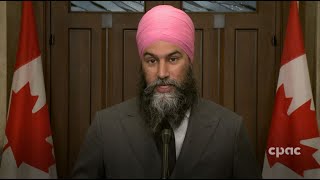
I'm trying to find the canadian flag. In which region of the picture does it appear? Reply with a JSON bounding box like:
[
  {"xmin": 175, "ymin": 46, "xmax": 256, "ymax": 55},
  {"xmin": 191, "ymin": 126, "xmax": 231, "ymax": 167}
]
[
  {"xmin": 0, "ymin": 1, "xmax": 57, "ymax": 178},
  {"xmin": 262, "ymin": 1, "xmax": 320, "ymax": 178}
]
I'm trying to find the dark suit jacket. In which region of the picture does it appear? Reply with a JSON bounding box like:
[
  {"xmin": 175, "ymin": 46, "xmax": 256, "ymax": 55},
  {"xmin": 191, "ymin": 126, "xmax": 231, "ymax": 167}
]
[{"xmin": 71, "ymin": 98, "xmax": 262, "ymax": 178}]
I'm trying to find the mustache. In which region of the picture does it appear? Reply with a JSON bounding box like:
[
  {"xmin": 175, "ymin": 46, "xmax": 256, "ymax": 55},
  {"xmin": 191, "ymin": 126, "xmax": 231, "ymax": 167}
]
[
  {"xmin": 143, "ymin": 78, "xmax": 182, "ymax": 95},
  {"xmin": 138, "ymin": 65, "xmax": 199, "ymax": 132}
]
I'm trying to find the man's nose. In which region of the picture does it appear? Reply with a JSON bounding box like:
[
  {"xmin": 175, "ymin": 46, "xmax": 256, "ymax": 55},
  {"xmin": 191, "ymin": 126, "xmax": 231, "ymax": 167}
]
[{"xmin": 157, "ymin": 59, "xmax": 169, "ymax": 79}]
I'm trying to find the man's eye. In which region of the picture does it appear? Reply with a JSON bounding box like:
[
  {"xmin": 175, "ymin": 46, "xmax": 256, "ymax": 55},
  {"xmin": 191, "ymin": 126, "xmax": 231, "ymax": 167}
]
[
  {"xmin": 169, "ymin": 57, "xmax": 178, "ymax": 62},
  {"xmin": 147, "ymin": 59, "xmax": 157, "ymax": 64}
]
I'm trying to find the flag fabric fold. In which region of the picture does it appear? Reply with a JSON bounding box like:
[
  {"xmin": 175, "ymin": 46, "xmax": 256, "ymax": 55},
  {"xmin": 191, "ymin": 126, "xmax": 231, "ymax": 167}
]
[
  {"xmin": 262, "ymin": 1, "xmax": 320, "ymax": 178},
  {"xmin": 0, "ymin": 1, "xmax": 57, "ymax": 178}
]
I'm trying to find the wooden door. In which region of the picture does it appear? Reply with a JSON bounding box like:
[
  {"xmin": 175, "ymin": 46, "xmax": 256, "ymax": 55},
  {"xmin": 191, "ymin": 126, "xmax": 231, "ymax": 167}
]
[
  {"xmin": 49, "ymin": 1, "xmax": 280, "ymax": 177},
  {"xmin": 222, "ymin": 2, "xmax": 281, "ymax": 168}
]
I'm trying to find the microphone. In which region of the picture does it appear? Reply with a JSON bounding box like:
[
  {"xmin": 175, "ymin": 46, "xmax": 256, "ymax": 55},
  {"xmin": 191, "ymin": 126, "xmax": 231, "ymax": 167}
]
[{"xmin": 161, "ymin": 128, "xmax": 172, "ymax": 179}]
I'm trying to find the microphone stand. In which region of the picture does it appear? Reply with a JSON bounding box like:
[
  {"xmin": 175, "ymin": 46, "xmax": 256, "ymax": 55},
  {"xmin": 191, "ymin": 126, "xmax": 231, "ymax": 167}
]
[{"xmin": 161, "ymin": 129, "xmax": 172, "ymax": 179}]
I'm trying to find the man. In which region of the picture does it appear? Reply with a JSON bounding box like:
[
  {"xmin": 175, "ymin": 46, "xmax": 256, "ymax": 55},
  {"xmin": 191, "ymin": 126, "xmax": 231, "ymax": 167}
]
[{"xmin": 72, "ymin": 5, "xmax": 261, "ymax": 179}]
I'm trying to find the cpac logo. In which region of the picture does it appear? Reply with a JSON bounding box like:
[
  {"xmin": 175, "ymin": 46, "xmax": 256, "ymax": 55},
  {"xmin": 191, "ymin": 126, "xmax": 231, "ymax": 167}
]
[{"xmin": 268, "ymin": 147, "xmax": 301, "ymax": 158}]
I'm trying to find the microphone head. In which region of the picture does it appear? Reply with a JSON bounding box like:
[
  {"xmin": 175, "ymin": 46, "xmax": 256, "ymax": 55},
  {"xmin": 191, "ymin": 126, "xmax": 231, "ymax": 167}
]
[{"xmin": 161, "ymin": 129, "xmax": 172, "ymax": 144}]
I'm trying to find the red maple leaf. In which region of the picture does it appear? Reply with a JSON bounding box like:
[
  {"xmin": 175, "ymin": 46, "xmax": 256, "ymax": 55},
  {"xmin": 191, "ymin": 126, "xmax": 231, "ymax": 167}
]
[
  {"xmin": 4, "ymin": 82, "xmax": 55, "ymax": 173},
  {"xmin": 266, "ymin": 84, "xmax": 320, "ymax": 176}
]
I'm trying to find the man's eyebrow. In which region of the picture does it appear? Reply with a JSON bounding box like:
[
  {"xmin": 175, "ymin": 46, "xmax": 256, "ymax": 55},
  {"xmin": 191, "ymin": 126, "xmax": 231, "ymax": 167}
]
[
  {"xmin": 167, "ymin": 51, "xmax": 182, "ymax": 57},
  {"xmin": 143, "ymin": 51, "xmax": 182, "ymax": 58},
  {"xmin": 143, "ymin": 52, "xmax": 155, "ymax": 57}
]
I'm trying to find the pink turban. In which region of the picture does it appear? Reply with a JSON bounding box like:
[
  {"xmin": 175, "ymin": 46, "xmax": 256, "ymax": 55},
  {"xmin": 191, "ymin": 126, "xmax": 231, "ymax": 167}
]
[{"xmin": 136, "ymin": 5, "xmax": 195, "ymax": 63}]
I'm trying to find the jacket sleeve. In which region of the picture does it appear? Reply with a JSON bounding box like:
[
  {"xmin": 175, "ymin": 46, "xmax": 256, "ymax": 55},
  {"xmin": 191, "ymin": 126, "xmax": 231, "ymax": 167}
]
[
  {"xmin": 233, "ymin": 118, "xmax": 262, "ymax": 179},
  {"xmin": 71, "ymin": 112, "xmax": 106, "ymax": 178}
]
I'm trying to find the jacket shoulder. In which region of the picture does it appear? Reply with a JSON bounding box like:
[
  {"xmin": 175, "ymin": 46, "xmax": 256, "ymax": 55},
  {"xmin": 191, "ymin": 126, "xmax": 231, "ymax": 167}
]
[
  {"xmin": 93, "ymin": 97, "xmax": 138, "ymax": 126},
  {"xmin": 198, "ymin": 98, "xmax": 242, "ymax": 121},
  {"xmin": 97, "ymin": 97, "xmax": 138, "ymax": 116}
]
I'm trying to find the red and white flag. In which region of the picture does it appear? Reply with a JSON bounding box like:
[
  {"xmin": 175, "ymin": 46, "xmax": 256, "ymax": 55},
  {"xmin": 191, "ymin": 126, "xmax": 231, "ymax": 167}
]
[
  {"xmin": 262, "ymin": 1, "xmax": 320, "ymax": 178},
  {"xmin": 0, "ymin": 1, "xmax": 57, "ymax": 178}
]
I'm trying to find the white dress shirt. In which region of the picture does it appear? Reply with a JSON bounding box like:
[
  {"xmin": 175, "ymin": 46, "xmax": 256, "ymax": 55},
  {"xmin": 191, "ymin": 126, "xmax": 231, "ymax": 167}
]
[{"xmin": 173, "ymin": 109, "xmax": 190, "ymax": 159}]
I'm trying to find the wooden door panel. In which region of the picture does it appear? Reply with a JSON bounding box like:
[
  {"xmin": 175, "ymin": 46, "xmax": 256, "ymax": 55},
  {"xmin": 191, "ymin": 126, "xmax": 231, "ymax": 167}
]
[
  {"xmin": 202, "ymin": 28, "xmax": 220, "ymax": 103},
  {"xmin": 51, "ymin": 2, "xmax": 70, "ymax": 177},
  {"xmin": 234, "ymin": 29, "xmax": 258, "ymax": 152},
  {"xmin": 222, "ymin": 2, "xmax": 278, "ymax": 167},
  {"xmin": 68, "ymin": 29, "xmax": 92, "ymax": 172},
  {"xmin": 188, "ymin": 13, "xmax": 221, "ymax": 104},
  {"xmin": 108, "ymin": 14, "xmax": 142, "ymax": 106},
  {"xmin": 51, "ymin": 2, "xmax": 103, "ymax": 177},
  {"xmin": 124, "ymin": 30, "xmax": 141, "ymax": 101},
  {"xmin": 193, "ymin": 30, "xmax": 203, "ymax": 96},
  {"xmin": 107, "ymin": 23, "xmax": 123, "ymax": 106}
]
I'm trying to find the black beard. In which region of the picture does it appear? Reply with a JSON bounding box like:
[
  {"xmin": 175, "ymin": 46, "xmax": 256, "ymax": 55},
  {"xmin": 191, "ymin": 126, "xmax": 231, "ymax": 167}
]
[{"xmin": 138, "ymin": 65, "xmax": 198, "ymax": 134}]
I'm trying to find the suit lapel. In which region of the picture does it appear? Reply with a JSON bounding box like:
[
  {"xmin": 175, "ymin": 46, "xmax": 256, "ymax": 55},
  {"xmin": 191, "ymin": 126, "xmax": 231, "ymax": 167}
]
[
  {"xmin": 119, "ymin": 98, "xmax": 221, "ymax": 178},
  {"xmin": 120, "ymin": 99, "xmax": 161, "ymax": 178},
  {"xmin": 172, "ymin": 99, "xmax": 221, "ymax": 178}
]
